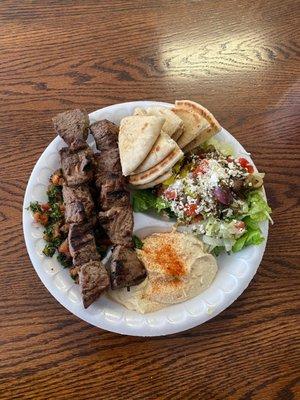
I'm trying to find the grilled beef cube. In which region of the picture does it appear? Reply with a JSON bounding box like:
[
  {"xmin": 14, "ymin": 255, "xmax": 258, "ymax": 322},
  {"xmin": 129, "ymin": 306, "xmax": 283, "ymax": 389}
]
[
  {"xmin": 68, "ymin": 223, "xmax": 99, "ymax": 266},
  {"xmin": 100, "ymin": 178, "xmax": 130, "ymax": 211},
  {"xmin": 94, "ymin": 154, "xmax": 108, "ymax": 189},
  {"xmin": 90, "ymin": 119, "xmax": 119, "ymax": 152},
  {"xmin": 109, "ymin": 246, "xmax": 147, "ymax": 289},
  {"xmin": 53, "ymin": 109, "xmax": 89, "ymax": 150},
  {"xmin": 94, "ymin": 151, "xmax": 122, "ymax": 188},
  {"xmin": 79, "ymin": 260, "xmax": 110, "ymax": 308},
  {"xmin": 60, "ymin": 146, "xmax": 94, "ymax": 186},
  {"xmin": 98, "ymin": 206, "xmax": 133, "ymax": 247},
  {"xmin": 63, "ymin": 185, "xmax": 94, "ymax": 223}
]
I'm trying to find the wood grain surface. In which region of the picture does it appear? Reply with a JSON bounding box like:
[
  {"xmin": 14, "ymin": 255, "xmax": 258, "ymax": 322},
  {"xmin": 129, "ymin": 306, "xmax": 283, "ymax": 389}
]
[{"xmin": 0, "ymin": 0, "xmax": 299, "ymax": 399}]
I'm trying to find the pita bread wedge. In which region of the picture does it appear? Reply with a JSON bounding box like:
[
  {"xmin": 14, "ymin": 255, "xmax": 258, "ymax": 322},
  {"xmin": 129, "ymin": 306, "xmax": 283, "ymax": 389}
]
[
  {"xmin": 119, "ymin": 115, "xmax": 165, "ymax": 176},
  {"xmin": 132, "ymin": 133, "xmax": 179, "ymax": 174},
  {"xmin": 172, "ymin": 124, "xmax": 184, "ymax": 142},
  {"xmin": 129, "ymin": 147, "xmax": 183, "ymax": 186},
  {"xmin": 172, "ymin": 100, "xmax": 221, "ymax": 149},
  {"xmin": 132, "ymin": 170, "xmax": 172, "ymax": 189},
  {"xmin": 134, "ymin": 107, "xmax": 184, "ymax": 139},
  {"xmin": 183, "ymin": 124, "xmax": 221, "ymax": 152}
]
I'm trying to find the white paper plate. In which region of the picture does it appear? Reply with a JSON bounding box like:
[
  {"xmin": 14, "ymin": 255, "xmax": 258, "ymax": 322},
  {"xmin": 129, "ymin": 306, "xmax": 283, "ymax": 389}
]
[{"xmin": 23, "ymin": 101, "xmax": 268, "ymax": 336}]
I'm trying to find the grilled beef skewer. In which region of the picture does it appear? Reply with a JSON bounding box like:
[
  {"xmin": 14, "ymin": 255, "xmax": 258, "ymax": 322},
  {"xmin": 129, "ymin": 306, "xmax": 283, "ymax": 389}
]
[
  {"xmin": 53, "ymin": 109, "xmax": 109, "ymax": 308},
  {"xmin": 90, "ymin": 120, "xmax": 147, "ymax": 289}
]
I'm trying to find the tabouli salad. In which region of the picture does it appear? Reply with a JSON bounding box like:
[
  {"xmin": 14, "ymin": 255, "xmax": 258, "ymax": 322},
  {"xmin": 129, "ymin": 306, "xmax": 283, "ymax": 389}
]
[
  {"xmin": 27, "ymin": 169, "xmax": 110, "ymax": 275},
  {"xmin": 133, "ymin": 139, "xmax": 272, "ymax": 255}
]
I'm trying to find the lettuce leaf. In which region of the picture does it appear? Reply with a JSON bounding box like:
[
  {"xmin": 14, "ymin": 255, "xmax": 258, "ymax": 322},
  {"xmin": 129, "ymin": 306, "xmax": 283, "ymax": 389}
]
[
  {"xmin": 232, "ymin": 217, "xmax": 264, "ymax": 252},
  {"xmin": 247, "ymin": 191, "xmax": 272, "ymax": 222},
  {"xmin": 232, "ymin": 190, "xmax": 271, "ymax": 252},
  {"xmin": 132, "ymin": 190, "xmax": 169, "ymax": 213}
]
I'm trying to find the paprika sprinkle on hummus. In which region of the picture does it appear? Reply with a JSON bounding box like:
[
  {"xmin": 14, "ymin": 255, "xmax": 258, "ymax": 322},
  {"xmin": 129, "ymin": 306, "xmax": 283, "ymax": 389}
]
[{"xmin": 109, "ymin": 231, "xmax": 218, "ymax": 313}]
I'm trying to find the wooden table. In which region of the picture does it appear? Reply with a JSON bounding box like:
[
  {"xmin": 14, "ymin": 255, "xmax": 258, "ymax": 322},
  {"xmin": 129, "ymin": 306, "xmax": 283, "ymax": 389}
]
[{"xmin": 1, "ymin": 1, "xmax": 299, "ymax": 399}]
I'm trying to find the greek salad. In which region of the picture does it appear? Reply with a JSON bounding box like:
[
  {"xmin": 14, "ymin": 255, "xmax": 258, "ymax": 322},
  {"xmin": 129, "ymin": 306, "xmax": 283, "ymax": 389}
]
[{"xmin": 133, "ymin": 139, "xmax": 272, "ymax": 255}]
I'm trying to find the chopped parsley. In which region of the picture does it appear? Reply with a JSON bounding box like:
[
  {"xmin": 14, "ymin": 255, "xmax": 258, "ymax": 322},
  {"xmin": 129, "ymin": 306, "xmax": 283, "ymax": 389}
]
[
  {"xmin": 27, "ymin": 201, "xmax": 42, "ymax": 213},
  {"xmin": 133, "ymin": 235, "xmax": 144, "ymax": 249},
  {"xmin": 47, "ymin": 184, "xmax": 62, "ymax": 204},
  {"xmin": 57, "ymin": 253, "xmax": 72, "ymax": 268},
  {"xmin": 48, "ymin": 203, "xmax": 62, "ymax": 222},
  {"xmin": 42, "ymin": 237, "xmax": 63, "ymax": 257}
]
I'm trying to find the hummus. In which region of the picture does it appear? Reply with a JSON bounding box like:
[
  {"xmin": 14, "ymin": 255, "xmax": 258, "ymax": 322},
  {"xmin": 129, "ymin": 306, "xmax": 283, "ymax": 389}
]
[{"xmin": 109, "ymin": 231, "xmax": 218, "ymax": 313}]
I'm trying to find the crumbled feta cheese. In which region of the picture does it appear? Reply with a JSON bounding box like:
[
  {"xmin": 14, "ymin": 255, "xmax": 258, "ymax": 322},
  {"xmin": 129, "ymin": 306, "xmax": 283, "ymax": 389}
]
[{"xmin": 162, "ymin": 148, "xmax": 248, "ymax": 221}]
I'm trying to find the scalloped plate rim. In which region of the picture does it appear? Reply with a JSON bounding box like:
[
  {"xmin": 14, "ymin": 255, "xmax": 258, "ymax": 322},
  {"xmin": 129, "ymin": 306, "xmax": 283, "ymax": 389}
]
[{"xmin": 22, "ymin": 101, "xmax": 268, "ymax": 336}]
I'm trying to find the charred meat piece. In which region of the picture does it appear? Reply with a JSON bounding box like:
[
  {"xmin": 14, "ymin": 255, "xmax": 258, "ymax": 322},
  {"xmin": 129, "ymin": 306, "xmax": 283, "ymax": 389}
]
[
  {"xmin": 94, "ymin": 151, "xmax": 122, "ymax": 188},
  {"xmin": 79, "ymin": 260, "xmax": 110, "ymax": 308},
  {"xmin": 90, "ymin": 119, "xmax": 146, "ymax": 289},
  {"xmin": 60, "ymin": 146, "xmax": 94, "ymax": 186},
  {"xmin": 100, "ymin": 178, "xmax": 130, "ymax": 211},
  {"xmin": 53, "ymin": 109, "xmax": 89, "ymax": 150},
  {"xmin": 98, "ymin": 206, "xmax": 133, "ymax": 247},
  {"xmin": 109, "ymin": 246, "xmax": 147, "ymax": 289},
  {"xmin": 91, "ymin": 120, "xmax": 122, "ymax": 189},
  {"xmin": 68, "ymin": 223, "xmax": 99, "ymax": 266},
  {"xmin": 90, "ymin": 119, "xmax": 119, "ymax": 152},
  {"xmin": 63, "ymin": 184, "xmax": 94, "ymax": 223}
]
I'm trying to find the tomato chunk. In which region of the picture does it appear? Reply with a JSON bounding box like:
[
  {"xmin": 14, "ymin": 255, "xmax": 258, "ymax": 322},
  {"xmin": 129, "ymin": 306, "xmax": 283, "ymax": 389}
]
[
  {"xmin": 164, "ymin": 189, "xmax": 177, "ymax": 201},
  {"xmin": 238, "ymin": 157, "xmax": 254, "ymax": 173},
  {"xmin": 185, "ymin": 203, "xmax": 198, "ymax": 217},
  {"xmin": 245, "ymin": 164, "xmax": 254, "ymax": 173},
  {"xmin": 33, "ymin": 212, "xmax": 48, "ymax": 226},
  {"xmin": 193, "ymin": 159, "xmax": 209, "ymax": 176},
  {"xmin": 235, "ymin": 221, "xmax": 245, "ymax": 231},
  {"xmin": 58, "ymin": 239, "xmax": 70, "ymax": 256},
  {"xmin": 41, "ymin": 203, "xmax": 50, "ymax": 212}
]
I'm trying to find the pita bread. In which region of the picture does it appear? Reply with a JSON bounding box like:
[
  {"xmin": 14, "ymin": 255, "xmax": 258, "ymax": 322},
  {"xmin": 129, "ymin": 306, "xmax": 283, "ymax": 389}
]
[
  {"xmin": 132, "ymin": 169, "xmax": 172, "ymax": 189},
  {"xmin": 132, "ymin": 133, "xmax": 179, "ymax": 174},
  {"xmin": 172, "ymin": 124, "xmax": 184, "ymax": 142},
  {"xmin": 134, "ymin": 107, "xmax": 184, "ymax": 138},
  {"xmin": 129, "ymin": 147, "xmax": 183, "ymax": 186},
  {"xmin": 172, "ymin": 100, "xmax": 221, "ymax": 149},
  {"xmin": 119, "ymin": 115, "xmax": 165, "ymax": 176},
  {"xmin": 183, "ymin": 124, "xmax": 221, "ymax": 152}
]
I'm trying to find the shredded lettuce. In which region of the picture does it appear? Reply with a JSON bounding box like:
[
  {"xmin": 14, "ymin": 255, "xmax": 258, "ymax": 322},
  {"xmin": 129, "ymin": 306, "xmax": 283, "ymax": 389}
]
[
  {"xmin": 184, "ymin": 190, "xmax": 271, "ymax": 254},
  {"xmin": 203, "ymin": 138, "xmax": 234, "ymax": 156},
  {"xmin": 132, "ymin": 190, "xmax": 169, "ymax": 213}
]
